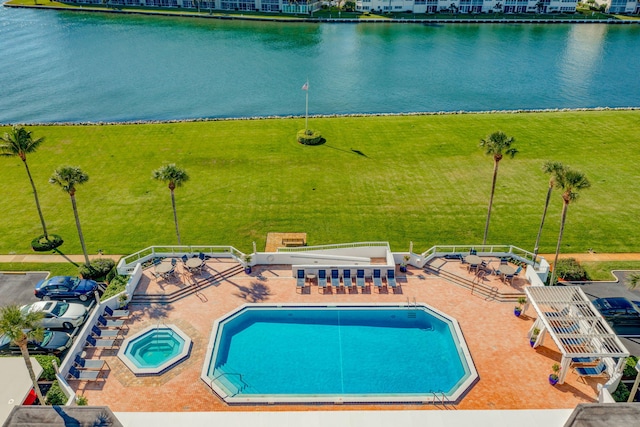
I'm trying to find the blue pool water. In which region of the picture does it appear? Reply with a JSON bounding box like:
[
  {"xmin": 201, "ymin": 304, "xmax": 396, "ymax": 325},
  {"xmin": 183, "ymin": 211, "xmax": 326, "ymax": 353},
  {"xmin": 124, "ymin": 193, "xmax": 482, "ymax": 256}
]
[
  {"xmin": 207, "ymin": 306, "xmax": 473, "ymax": 399},
  {"xmin": 125, "ymin": 328, "xmax": 185, "ymax": 369}
]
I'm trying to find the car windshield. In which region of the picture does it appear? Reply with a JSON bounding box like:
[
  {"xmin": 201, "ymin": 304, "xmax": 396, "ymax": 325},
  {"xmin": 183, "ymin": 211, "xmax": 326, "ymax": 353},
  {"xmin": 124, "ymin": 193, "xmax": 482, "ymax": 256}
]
[
  {"xmin": 50, "ymin": 302, "xmax": 69, "ymax": 317},
  {"xmin": 69, "ymin": 277, "xmax": 81, "ymax": 289},
  {"xmin": 39, "ymin": 331, "xmax": 53, "ymax": 346}
]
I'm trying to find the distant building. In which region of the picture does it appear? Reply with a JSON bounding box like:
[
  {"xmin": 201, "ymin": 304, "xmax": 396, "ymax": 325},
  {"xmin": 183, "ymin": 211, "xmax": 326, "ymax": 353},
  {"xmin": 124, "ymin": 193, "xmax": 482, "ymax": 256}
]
[
  {"xmin": 355, "ymin": 0, "xmax": 579, "ymax": 13},
  {"xmin": 72, "ymin": 0, "xmax": 321, "ymax": 13},
  {"xmin": 603, "ymin": 0, "xmax": 640, "ymax": 13}
]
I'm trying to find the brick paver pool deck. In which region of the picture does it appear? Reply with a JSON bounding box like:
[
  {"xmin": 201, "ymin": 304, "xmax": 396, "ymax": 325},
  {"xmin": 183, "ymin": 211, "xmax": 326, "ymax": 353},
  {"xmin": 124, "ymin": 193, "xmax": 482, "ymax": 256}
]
[{"xmin": 71, "ymin": 259, "xmax": 604, "ymax": 412}]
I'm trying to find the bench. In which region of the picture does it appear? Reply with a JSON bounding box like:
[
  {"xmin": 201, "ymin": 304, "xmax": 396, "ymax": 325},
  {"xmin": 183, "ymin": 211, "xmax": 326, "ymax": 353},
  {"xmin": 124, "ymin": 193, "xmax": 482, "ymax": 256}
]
[{"xmin": 282, "ymin": 238, "xmax": 305, "ymax": 247}]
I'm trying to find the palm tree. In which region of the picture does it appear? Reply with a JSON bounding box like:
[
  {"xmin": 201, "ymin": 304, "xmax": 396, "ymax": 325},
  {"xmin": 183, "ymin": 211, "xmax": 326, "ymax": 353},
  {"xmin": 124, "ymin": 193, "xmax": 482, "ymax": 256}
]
[
  {"xmin": 153, "ymin": 164, "xmax": 189, "ymax": 245},
  {"xmin": 0, "ymin": 126, "xmax": 49, "ymax": 239},
  {"xmin": 49, "ymin": 166, "xmax": 91, "ymax": 267},
  {"xmin": 533, "ymin": 161, "xmax": 565, "ymax": 258},
  {"xmin": 0, "ymin": 305, "xmax": 46, "ymax": 405},
  {"xmin": 549, "ymin": 167, "xmax": 590, "ymax": 285},
  {"xmin": 479, "ymin": 131, "xmax": 518, "ymax": 245}
]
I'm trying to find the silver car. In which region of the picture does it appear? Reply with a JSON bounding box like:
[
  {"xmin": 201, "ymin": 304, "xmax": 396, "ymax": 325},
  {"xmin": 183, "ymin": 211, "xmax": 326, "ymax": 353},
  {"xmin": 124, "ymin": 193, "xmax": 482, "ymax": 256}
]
[{"xmin": 21, "ymin": 301, "xmax": 89, "ymax": 330}]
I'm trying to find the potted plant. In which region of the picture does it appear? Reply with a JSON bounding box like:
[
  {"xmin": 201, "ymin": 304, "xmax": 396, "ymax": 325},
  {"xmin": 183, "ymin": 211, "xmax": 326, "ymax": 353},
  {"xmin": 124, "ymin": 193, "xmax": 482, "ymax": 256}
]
[
  {"xmin": 530, "ymin": 327, "xmax": 540, "ymax": 347},
  {"xmin": 549, "ymin": 363, "xmax": 561, "ymax": 385},
  {"xmin": 118, "ymin": 293, "xmax": 129, "ymax": 310},
  {"xmin": 400, "ymin": 255, "xmax": 410, "ymax": 273},
  {"xmin": 514, "ymin": 296, "xmax": 527, "ymax": 317},
  {"xmin": 244, "ymin": 255, "xmax": 252, "ymax": 274}
]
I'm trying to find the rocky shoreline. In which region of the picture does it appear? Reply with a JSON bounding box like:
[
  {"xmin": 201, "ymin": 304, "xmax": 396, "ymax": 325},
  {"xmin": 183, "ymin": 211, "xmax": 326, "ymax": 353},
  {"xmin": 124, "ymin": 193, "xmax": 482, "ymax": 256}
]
[{"xmin": 3, "ymin": 106, "xmax": 638, "ymax": 127}]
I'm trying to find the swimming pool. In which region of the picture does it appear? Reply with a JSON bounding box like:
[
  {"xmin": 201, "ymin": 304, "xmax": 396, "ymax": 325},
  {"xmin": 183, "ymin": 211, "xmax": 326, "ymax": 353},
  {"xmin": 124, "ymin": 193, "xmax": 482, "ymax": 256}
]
[
  {"xmin": 118, "ymin": 324, "xmax": 191, "ymax": 375},
  {"xmin": 201, "ymin": 304, "xmax": 477, "ymax": 404}
]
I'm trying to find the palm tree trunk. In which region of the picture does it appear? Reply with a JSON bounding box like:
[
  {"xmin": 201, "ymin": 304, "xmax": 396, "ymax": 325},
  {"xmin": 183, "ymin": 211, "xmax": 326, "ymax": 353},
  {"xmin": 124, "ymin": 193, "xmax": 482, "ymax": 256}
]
[
  {"xmin": 19, "ymin": 341, "xmax": 46, "ymax": 405},
  {"xmin": 170, "ymin": 189, "xmax": 181, "ymax": 245},
  {"xmin": 23, "ymin": 160, "xmax": 48, "ymax": 239},
  {"xmin": 550, "ymin": 199, "xmax": 569, "ymax": 286},
  {"xmin": 483, "ymin": 159, "xmax": 500, "ymax": 245},
  {"xmin": 70, "ymin": 194, "xmax": 90, "ymax": 267},
  {"xmin": 534, "ymin": 185, "xmax": 553, "ymax": 256}
]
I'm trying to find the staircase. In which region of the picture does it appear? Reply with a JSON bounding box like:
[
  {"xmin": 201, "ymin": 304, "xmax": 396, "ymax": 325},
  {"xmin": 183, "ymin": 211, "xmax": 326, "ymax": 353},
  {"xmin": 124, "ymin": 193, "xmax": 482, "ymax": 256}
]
[
  {"xmin": 131, "ymin": 264, "xmax": 244, "ymax": 305},
  {"xmin": 424, "ymin": 264, "xmax": 524, "ymax": 303}
]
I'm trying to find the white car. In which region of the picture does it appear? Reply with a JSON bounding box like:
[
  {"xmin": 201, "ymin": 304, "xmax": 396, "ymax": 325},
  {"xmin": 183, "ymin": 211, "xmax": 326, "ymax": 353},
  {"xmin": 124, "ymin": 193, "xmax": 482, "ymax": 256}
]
[{"xmin": 21, "ymin": 301, "xmax": 89, "ymax": 330}]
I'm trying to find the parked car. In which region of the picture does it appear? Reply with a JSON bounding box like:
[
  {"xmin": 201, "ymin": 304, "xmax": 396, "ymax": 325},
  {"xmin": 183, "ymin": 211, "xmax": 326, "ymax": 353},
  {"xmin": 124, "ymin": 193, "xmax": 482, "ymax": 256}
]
[
  {"xmin": 592, "ymin": 297, "xmax": 640, "ymax": 327},
  {"xmin": 0, "ymin": 329, "xmax": 74, "ymax": 355},
  {"xmin": 20, "ymin": 301, "xmax": 89, "ymax": 330},
  {"xmin": 34, "ymin": 276, "xmax": 98, "ymax": 301}
]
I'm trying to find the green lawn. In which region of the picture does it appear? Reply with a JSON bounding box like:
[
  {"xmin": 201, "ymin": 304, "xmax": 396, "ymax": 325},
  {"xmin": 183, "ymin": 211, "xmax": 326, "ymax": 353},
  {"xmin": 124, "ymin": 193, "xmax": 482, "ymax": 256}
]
[
  {"xmin": 582, "ymin": 262, "xmax": 640, "ymax": 281},
  {"xmin": 2, "ymin": 110, "xmax": 640, "ymax": 255},
  {"xmin": 0, "ymin": 263, "xmax": 79, "ymax": 276}
]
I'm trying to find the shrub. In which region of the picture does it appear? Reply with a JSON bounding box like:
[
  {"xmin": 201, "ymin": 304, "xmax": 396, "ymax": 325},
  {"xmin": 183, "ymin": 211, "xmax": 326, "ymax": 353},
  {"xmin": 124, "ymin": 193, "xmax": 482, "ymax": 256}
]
[
  {"xmin": 297, "ymin": 129, "xmax": 324, "ymax": 145},
  {"xmin": 624, "ymin": 356, "xmax": 639, "ymax": 378},
  {"xmin": 78, "ymin": 258, "xmax": 116, "ymax": 281},
  {"xmin": 612, "ymin": 381, "xmax": 630, "ymax": 402},
  {"xmin": 101, "ymin": 274, "xmax": 129, "ymax": 301},
  {"xmin": 31, "ymin": 234, "xmax": 64, "ymax": 252},
  {"xmin": 45, "ymin": 381, "xmax": 67, "ymax": 405},
  {"xmin": 76, "ymin": 395, "xmax": 88, "ymax": 406},
  {"xmin": 34, "ymin": 355, "xmax": 60, "ymax": 381},
  {"xmin": 553, "ymin": 258, "xmax": 589, "ymax": 283}
]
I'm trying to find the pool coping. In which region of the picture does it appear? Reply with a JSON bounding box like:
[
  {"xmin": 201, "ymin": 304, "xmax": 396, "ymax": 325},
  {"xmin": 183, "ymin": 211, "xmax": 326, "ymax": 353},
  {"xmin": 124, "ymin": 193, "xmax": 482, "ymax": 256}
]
[
  {"xmin": 118, "ymin": 324, "xmax": 192, "ymax": 376},
  {"xmin": 200, "ymin": 302, "xmax": 478, "ymax": 404}
]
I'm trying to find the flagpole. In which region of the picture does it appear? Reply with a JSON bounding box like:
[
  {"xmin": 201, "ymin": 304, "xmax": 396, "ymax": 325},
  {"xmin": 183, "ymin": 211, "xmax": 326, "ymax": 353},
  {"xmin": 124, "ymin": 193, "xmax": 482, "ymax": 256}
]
[{"xmin": 305, "ymin": 79, "xmax": 309, "ymax": 131}]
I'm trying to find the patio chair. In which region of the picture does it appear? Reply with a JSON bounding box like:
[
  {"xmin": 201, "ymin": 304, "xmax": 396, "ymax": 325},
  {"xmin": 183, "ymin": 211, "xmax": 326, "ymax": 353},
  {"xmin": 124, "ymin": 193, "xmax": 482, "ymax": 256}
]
[
  {"xmin": 356, "ymin": 269, "xmax": 365, "ymax": 290},
  {"xmin": 181, "ymin": 255, "xmax": 188, "ymax": 264},
  {"xmin": 470, "ymin": 248, "xmax": 477, "ymax": 255},
  {"xmin": 296, "ymin": 269, "xmax": 305, "ymax": 292},
  {"xmin": 318, "ymin": 270, "xmax": 327, "ymax": 293},
  {"xmin": 574, "ymin": 361, "xmax": 608, "ymax": 381},
  {"xmin": 85, "ymin": 335, "xmax": 118, "ymax": 349},
  {"xmin": 331, "ymin": 270, "xmax": 342, "ymax": 292},
  {"xmin": 373, "ymin": 269, "xmax": 383, "ymax": 291},
  {"xmin": 571, "ymin": 357, "xmax": 600, "ymax": 366},
  {"xmin": 152, "ymin": 258, "xmax": 162, "ymax": 266},
  {"xmin": 97, "ymin": 315, "xmax": 127, "ymax": 329},
  {"xmin": 74, "ymin": 355, "xmax": 107, "ymax": 371},
  {"xmin": 514, "ymin": 266, "xmax": 523, "ymax": 275},
  {"xmin": 67, "ymin": 366, "xmax": 103, "ymax": 381},
  {"xmin": 91, "ymin": 325, "xmax": 122, "ymax": 339},
  {"xmin": 198, "ymin": 252, "xmax": 206, "ymax": 261},
  {"xmin": 343, "ymin": 270, "xmax": 353, "ymax": 290},
  {"xmin": 103, "ymin": 305, "xmax": 130, "ymax": 319},
  {"xmin": 500, "ymin": 259, "xmax": 509, "ymax": 265},
  {"xmin": 386, "ymin": 269, "xmax": 397, "ymax": 289}
]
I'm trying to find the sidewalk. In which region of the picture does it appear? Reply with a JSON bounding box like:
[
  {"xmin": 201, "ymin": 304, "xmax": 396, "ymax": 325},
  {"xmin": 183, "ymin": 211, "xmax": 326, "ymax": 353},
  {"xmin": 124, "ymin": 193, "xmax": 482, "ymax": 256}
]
[
  {"xmin": 0, "ymin": 253, "xmax": 640, "ymax": 264},
  {"xmin": 0, "ymin": 254, "xmax": 123, "ymax": 264}
]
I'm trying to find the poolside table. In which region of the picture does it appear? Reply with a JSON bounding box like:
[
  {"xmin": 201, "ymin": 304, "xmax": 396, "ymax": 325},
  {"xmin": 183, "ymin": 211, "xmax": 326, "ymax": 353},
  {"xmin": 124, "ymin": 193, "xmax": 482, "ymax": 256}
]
[
  {"xmin": 186, "ymin": 258, "xmax": 203, "ymax": 273},
  {"xmin": 498, "ymin": 265, "xmax": 515, "ymax": 276},
  {"xmin": 464, "ymin": 255, "xmax": 482, "ymax": 265},
  {"xmin": 155, "ymin": 263, "xmax": 173, "ymax": 275}
]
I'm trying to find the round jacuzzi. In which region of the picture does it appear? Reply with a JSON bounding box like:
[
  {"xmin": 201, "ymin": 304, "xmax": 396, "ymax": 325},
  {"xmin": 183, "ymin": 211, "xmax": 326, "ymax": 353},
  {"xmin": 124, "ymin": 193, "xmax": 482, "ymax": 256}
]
[{"xmin": 118, "ymin": 324, "xmax": 191, "ymax": 375}]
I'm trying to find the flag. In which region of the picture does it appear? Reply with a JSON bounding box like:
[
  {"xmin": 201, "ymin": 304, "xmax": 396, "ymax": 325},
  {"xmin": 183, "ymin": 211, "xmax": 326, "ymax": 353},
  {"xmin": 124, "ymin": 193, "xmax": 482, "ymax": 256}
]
[{"xmin": 301, "ymin": 81, "xmax": 309, "ymax": 91}]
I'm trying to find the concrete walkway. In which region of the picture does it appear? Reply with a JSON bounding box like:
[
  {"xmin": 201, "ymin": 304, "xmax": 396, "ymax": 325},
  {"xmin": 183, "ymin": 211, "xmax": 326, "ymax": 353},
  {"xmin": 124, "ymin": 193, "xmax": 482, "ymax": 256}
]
[
  {"xmin": 1, "ymin": 253, "xmax": 640, "ymax": 264},
  {"xmin": 0, "ymin": 254, "xmax": 123, "ymax": 263}
]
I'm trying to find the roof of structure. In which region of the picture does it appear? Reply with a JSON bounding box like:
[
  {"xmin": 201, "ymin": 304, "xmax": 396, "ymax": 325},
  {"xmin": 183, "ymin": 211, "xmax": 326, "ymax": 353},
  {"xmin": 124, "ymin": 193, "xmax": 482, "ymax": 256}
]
[{"xmin": 525, "ymin": 286, "xmax": 629, "ymax": 358}]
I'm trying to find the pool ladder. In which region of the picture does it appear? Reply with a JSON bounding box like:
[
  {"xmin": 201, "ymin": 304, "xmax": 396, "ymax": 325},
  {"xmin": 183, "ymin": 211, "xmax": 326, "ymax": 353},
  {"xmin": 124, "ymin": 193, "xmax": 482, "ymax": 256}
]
[
  {"xmin": 430, "ymin": 391, "xmax": 452, "ymax": 409},
  {"xmin": 406, "ymin": 297, "xmax": 417, "ymax": 318}
]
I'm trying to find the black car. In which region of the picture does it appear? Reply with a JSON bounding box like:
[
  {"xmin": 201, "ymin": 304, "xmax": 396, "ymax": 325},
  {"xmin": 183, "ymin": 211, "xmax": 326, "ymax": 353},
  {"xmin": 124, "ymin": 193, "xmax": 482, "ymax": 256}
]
[
  {"xmin": 592, "ymin": 297, "xmax": 640, "ymax": 327},
  {"xmin": 0, "ymin": 330, "xmax": 74, "ymax": 356}
]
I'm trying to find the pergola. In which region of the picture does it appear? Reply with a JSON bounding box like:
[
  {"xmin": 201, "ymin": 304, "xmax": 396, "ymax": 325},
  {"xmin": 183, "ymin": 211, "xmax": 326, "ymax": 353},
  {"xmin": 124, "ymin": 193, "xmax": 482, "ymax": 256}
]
[{"xmin": 525, "ymin": 286, "xmax": 629, "ymax": 384}]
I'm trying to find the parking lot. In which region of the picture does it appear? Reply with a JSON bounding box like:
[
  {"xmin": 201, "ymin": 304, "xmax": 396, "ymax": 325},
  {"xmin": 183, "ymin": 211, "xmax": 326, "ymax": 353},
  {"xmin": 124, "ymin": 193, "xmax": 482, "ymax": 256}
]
[
  {"xmin": 0, "ymin": 272, "xmax": 48, "ymax": 306},
  {"xmin": 569, "ymin": 270, "xmax": 640, "ymax": 356}
]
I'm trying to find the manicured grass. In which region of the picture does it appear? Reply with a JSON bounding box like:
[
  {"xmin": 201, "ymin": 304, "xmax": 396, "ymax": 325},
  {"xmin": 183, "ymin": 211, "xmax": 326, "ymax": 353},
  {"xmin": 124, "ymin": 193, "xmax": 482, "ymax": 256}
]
[
  {"xmin": 0, "ymin": 263, "xmax": 79, "ymax": 276},
  {"xmin": 582, "ymin": 262, "xmax": 640, "ymax": 281},
  {"xmin": 2, "ymin": 110, "xmax": 640, "ymax": 255}
]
